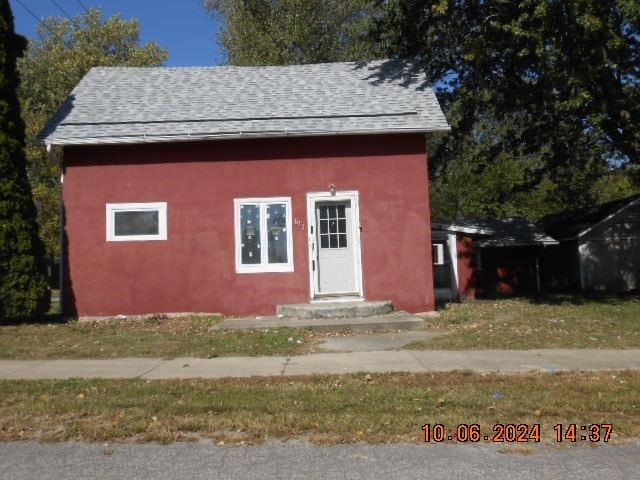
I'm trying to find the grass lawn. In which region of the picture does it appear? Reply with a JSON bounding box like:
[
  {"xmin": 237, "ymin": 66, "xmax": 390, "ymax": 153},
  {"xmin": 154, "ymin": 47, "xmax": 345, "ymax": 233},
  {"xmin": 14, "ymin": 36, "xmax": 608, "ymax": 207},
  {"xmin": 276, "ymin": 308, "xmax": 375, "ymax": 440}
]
[
  {"xmin": 0, "ymin": 316, "xmax": 313, "ymax": 359},
  {"xmin": 409, "ymin": 296, "xmax": 640, "ymax": 350},
  {"xmin": 0, "ymin": 371, "xmax": 637, "ymax": 444},
  {"xmin": 2, "ymin": 295, "xmax": 639, "ymax": 359}
]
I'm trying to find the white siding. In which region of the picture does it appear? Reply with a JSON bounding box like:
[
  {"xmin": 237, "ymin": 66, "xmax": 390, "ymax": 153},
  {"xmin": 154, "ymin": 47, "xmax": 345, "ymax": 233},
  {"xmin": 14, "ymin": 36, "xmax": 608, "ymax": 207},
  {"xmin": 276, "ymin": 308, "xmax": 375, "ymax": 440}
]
[{"xmin": 579, "ymin": 201, "xmax": 640, "ymax": 291}]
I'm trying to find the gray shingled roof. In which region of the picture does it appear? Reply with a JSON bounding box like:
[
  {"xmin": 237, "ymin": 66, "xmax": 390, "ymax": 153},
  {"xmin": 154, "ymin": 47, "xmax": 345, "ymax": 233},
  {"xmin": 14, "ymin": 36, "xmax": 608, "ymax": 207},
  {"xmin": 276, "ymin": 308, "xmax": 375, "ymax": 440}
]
[{"xmin": 40, "ymin": 60, "xmax": 450, "ymax": 146}]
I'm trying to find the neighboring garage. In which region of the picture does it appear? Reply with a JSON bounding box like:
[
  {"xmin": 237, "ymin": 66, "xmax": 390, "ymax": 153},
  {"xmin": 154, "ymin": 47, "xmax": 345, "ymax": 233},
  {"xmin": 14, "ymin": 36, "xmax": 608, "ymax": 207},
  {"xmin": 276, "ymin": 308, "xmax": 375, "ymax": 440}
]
[
  {"xmin": 540, "ymin": 195, "xmax": 640, "ymax": 292},
  {"xmin": 431, "ymin": 218, "xmax": 558, "ymax": 303}
]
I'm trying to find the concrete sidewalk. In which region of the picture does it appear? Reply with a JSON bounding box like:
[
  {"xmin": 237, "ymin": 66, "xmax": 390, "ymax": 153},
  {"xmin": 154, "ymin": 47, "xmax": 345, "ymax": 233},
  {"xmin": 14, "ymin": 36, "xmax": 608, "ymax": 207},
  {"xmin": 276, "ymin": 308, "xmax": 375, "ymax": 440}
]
[{"xmin": 0, "ymin": 349, "xmax": 639, "ymax": 380}]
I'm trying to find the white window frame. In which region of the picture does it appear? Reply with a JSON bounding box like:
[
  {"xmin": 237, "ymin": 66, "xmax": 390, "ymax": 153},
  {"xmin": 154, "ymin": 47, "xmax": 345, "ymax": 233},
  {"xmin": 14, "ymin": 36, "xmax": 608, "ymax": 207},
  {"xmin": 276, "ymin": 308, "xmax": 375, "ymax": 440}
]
[
  {"xmin": 106, "ymin": 202, "xmax": 168, "ymax": 242},
  {"xmin": 432, "ymin": 243, "xmax": 445, "ymax": 265},
  {"xmin": 234, "ymin": 197, "xmax": 294, "ymax": 274}
]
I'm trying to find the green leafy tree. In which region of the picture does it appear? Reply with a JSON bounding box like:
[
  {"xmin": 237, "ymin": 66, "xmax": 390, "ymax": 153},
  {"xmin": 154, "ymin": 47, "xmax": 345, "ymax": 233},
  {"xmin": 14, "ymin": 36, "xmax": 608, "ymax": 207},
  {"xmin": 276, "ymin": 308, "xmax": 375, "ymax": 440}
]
[
  {"xmin": 205, "ymin": 0, "xmax": 380, "ymax": 65},
  {"xmin": 375, "ymin": 0, "xmax": 640, "ymax": 220},
  {"xmin": 18, "ymin": 8, "xmax": 168, "ymax": 265},
  {"xmin": 0, "ymin": 0, "xmax": 50, "ymax": 320},
  {"xmin": 591, "ymin": 168, "xmax": 640, "ymax": 203}
]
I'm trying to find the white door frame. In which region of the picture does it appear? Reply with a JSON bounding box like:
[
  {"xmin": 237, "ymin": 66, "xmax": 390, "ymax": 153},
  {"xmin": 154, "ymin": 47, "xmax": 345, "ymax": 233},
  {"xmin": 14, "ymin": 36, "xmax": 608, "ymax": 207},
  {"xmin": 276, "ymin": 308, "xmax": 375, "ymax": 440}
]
[{"xmin": 306, "ymin": 191, "xmax": 364, "ymax": 300}]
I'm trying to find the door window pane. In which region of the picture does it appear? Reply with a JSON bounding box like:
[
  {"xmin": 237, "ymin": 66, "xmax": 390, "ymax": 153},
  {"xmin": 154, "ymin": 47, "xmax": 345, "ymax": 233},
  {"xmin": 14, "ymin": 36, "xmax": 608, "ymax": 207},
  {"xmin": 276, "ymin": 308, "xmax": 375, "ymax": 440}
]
[
  {"xmin": 240, "ymin": 204, "xmax": 261, "ymax": 264},
  {"xmin": 114, "ymin": 211, "xmax": 159, "ymax": 236},
  {"xmin": 318, "ymin": 203, "xmax": 348, "ymax": 249},
  {"xmin": 267, "ymin": 203, "xmax": 288, "ymax": 264}
]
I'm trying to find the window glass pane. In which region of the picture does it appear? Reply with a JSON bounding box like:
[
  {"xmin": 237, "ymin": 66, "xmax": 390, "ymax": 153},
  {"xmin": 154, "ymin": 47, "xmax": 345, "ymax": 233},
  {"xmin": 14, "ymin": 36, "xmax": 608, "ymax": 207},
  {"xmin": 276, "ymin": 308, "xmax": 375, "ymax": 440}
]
[
  {"xmin": 434, "ymin": 244, "xmax": 452, "ymax": 288},
  {"xmin": 320, "ymin": 219, "xmax": 328, "ymax": 234},
  {"xmin": 329, "ymin": 205, "xmax": 337, "ymax": 219},
  {"xmin": 319, "ymin": 206, "xmax": 328, "ymax": 219},
  {"xmin": 267, "ymin": 203, "xmax": 288, "ymax": 264},
  {"xmin": 320, "ymin": 235, "xmax": 329, "ymax": 249},
  {"xmin": 432, "ymin": 244, "xmax": 446, "ymax": 265},
  {"xmin": 338, "ymin": 234, "xmax": 347, "ymax": 248},
  {"xmin": 329, "ymin": 235, "xmax": 338, "ymax": 248},
  {"xmin": 240, "ymin": 204, "xmax": 261, "ymax": 264},
  {"xmin": 114, "ymin": 210, "xmax": 159, "ymax": 236},
  {"xmin": 337, "ymin": 205, "xmax": 345, "ymax": 218},
  {"xmin": 338, "ymin": 219, "xmax": 346, "ymax": 234},
  {"xmin": 329, "ymin": 220, "xmax": 337, "ymax": 233}
]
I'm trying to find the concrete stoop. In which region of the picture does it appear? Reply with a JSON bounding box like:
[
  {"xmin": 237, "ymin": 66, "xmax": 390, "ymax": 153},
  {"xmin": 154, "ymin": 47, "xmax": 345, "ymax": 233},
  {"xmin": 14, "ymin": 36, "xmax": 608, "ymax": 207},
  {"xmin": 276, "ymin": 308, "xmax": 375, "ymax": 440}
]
[
  {"xmin": 215, "ymin": 301, "xmax": 427, "ymax": 332},
  {"xmin": 217, "ymin": 311, "xmax": 425, "ymax": 333},
  {"xmin": 298, "ymin": 312, "xmax": 426, "ymax": 332},
  {"xmin": 276, "ymin": 300, "xmax": 393, "ymax": 319}
]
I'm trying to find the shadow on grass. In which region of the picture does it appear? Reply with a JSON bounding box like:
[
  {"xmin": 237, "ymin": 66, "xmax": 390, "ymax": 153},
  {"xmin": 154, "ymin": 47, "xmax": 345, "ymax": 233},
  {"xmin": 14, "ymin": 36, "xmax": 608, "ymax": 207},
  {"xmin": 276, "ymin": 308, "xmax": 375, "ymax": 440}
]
[
  {"xmin": 528, "ymin": 290, "xmax": 640, "ymax": 306},
  {"xmin": 437, "ymin": 290, "xmax": 640, "ymax": 310},
  {"xmin": 0, "ymin": 312, "xmax": 74, "ymax": 327}
]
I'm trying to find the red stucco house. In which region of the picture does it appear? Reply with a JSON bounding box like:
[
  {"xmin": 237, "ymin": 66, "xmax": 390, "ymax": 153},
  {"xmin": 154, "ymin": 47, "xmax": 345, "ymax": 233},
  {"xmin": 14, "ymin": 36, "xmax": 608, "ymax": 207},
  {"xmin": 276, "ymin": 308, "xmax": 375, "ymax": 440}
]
[{"xmin": 41, "ymin": 60, "xmax": 450, "ymax": 318}]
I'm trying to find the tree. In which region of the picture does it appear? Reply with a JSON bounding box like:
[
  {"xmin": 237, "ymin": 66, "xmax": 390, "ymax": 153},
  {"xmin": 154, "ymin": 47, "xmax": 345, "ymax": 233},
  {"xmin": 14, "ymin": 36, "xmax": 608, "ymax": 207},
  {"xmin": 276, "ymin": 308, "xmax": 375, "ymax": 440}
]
[
  {"xmin": 374, "ymin": 0, "xmax": 640, "ymax": 220},
  {"xmin": 205, "ymin": 0, "xmax": 380, "ymax": 65},
  {"xmin": 18, "ymin": 8, "xmax": 168, "ymax": 266},
  {"xmin": 0, "ymin": 0, "xmax": 50, "ymax": 320}
]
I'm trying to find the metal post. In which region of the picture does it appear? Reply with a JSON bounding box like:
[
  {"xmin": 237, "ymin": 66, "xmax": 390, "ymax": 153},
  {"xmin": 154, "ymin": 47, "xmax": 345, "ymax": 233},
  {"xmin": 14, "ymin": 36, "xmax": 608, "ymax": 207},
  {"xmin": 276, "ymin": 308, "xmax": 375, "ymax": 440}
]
[{"xmin": 535, "ymin": 253, "xmax": 541, "ymax": 294}]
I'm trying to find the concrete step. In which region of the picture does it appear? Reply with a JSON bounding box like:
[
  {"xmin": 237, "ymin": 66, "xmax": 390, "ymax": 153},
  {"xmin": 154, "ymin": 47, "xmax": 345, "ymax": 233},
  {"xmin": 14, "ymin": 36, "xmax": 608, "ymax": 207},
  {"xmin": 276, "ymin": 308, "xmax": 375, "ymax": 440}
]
[
  {"xmin": 277, "ymin": 300, "xmax": 393, "ymax": 319},
  {"xmin": 216, "ymin": 311, "xmax": 425, "ymax": 333}
]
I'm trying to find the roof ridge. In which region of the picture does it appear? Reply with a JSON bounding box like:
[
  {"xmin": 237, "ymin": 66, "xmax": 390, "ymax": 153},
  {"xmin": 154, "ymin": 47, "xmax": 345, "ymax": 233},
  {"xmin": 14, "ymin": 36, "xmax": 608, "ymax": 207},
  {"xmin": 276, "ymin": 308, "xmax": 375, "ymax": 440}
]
[{"xmin": 89, "ymin": 59, "xmax": 395, "ymax": 71}]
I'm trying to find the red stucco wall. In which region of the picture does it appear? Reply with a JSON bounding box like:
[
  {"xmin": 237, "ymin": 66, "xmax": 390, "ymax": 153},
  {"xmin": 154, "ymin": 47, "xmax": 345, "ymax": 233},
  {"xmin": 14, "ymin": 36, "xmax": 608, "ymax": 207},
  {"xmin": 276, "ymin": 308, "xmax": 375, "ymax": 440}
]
[{"xmin": 62, "ymin": 134, "xmax": 435, "ymax": 317}]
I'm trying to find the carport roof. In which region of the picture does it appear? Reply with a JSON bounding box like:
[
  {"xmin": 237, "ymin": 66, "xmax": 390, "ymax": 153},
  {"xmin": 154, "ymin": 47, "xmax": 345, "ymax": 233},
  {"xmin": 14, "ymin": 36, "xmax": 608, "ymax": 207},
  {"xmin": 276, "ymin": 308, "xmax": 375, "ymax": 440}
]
[{"xmin": 434, "ymin": 218, "xmax": 558, "ymax": 247}]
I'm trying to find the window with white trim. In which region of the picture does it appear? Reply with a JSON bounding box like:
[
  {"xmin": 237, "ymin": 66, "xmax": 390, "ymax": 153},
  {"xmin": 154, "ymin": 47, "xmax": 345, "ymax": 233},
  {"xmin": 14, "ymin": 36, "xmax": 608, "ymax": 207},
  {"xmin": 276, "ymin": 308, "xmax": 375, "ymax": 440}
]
[
  {"xmin": 106, "ymin": 202, "xmax": 167, "ymax": 241},
  {"xmin": 432, "ymin": 243, "xmax": 445, "ymax": 265},
  {"xmin": 234, "ymin": 197, "xmax": 293, "ymax": 273}
]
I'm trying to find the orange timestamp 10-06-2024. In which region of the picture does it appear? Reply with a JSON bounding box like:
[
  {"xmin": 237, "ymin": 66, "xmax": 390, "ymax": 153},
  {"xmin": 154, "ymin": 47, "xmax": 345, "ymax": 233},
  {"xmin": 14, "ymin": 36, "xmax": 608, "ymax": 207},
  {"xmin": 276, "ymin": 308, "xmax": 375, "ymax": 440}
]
[{"xmin": 422, "ymin": 423, "xmax": 613, "ymax": 443}]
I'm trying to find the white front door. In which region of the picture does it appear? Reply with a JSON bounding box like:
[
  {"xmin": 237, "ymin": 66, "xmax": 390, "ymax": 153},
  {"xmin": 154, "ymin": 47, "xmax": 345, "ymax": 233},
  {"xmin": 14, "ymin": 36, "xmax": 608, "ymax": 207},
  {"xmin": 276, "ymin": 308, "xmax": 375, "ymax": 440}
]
[
  {"xmin": 316, "ymin": 202, "xmax": 356, "ymax": 294},
  {"xmin": 307, "ymin": 192, "xmax": 363, "ymax": 299}
]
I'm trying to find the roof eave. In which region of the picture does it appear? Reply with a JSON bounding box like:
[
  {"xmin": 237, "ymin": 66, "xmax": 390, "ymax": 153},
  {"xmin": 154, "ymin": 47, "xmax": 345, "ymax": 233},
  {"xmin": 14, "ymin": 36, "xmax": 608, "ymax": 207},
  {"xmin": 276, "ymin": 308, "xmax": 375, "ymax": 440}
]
[
  {"xmin": 541, "ymin": 196, "xmax": 640, "ymax": 241},
  {"xmin": 574, "ymin": 197, "xmax": 640, "ymax": 239},
  {"xmin": 42, "ymin": 125, "xmax": 451, "ymax": 147},
  {"xmin": 474, "ymin": 240, "xmax": 559, "ymax": 248},
  {"xmin": 431, "ymin": 222, "xmax": 494, "ymax": 236}
]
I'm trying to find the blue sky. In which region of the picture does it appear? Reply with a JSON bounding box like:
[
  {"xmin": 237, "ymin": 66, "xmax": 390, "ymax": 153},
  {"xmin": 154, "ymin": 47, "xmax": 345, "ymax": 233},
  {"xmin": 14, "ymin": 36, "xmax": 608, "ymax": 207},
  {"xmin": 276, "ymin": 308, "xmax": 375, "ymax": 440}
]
[{"xmin": 9, "ymin": 0, "xmax": 224, "ymax": 66}]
